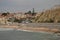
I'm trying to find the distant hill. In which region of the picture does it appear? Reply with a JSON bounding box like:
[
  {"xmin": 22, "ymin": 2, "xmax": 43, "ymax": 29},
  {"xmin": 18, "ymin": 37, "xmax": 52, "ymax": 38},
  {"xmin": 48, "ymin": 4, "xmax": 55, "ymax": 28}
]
[{"xmin": 34, "ymin": 5, "xmax": 60, "ymax": 23}]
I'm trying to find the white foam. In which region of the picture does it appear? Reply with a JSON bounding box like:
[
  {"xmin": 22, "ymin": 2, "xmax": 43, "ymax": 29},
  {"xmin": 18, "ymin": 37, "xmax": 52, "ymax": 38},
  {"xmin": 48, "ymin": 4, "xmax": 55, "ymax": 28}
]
[{"xmin": 17, "ymin": 29, "xmax": 54, "ymax": 34}]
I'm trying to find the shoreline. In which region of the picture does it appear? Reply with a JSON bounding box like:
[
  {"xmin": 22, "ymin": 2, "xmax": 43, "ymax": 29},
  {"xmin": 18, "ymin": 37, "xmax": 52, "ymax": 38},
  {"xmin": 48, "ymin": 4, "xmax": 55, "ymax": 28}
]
[
  {"xmin": 0, "ymin": 27, "xmax": 60, "ymax": 36},
  {"xmin": 0, "ymin": 24, "xmax": 60, "ymax": 33},
  {"xmin": 17, "ymin": 26, "xmax": 60, "ymax": 33},
  {"xmin": 0, "ymin": 28, "xmax": 56, "ymax": 34},
  {"xmin": 0, "ymin": 27, "xmax": 60, "ymax": 34}
]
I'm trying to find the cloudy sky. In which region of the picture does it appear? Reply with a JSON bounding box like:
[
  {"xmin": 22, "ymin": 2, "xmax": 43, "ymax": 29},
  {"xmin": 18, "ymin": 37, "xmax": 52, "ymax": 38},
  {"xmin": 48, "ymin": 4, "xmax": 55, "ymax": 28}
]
[{"xmin": 0, "ymin": 0, "xmax": 60, "ymax": 12}]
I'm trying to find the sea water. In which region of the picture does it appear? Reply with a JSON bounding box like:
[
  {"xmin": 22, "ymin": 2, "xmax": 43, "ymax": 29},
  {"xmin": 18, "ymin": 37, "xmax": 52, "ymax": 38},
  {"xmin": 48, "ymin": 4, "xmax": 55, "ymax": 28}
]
[{"xmin": 0, "ymin": 29, "xmax": 60, "ymax": 40}]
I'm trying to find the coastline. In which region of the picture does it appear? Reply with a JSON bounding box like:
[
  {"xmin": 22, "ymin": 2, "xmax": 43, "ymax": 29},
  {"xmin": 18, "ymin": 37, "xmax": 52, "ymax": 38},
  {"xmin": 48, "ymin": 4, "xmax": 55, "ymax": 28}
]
[
  {"xmin": 0, "ymin": 27, "xmax": 60, "ymax": 34},
  {"xmin": 0, "ymin": 24, "xmax": 60, "ymax": 33},
  {"xmin": 17, "ymin": 26, "xmax": 60, "ymax": 33},
  {"xmin": 0, "ymin": 28, "xmax": 55, "ymax": 34}
]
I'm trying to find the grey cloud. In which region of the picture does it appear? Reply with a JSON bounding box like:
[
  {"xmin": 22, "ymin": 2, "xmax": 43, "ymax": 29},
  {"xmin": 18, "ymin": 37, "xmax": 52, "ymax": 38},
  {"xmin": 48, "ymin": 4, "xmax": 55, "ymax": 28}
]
[{"xmin": 0, "ymin": 0, "xmax": 60, "ymax": 12}]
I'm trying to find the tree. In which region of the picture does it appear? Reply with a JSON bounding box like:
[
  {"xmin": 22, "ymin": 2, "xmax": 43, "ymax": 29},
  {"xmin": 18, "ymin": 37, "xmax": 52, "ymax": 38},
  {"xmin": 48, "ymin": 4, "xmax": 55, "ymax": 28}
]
[
  {"xmin": 1, "ymin": 12, "xmax": 10, "ymax": 16},
  {"xmin": 32, "ymin": 8, "xmax": 36, "ymax": 16},
  {"xmin": 28, "ymin": 11, "xmax": 31, "ymax": 14},
  {"xmin": 7, "ymin": 17, "xmax": 15, "ymax": 23},
  {"xmin": 32, "ymin": 8, "xmax": 35, "ymax": 13}
]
